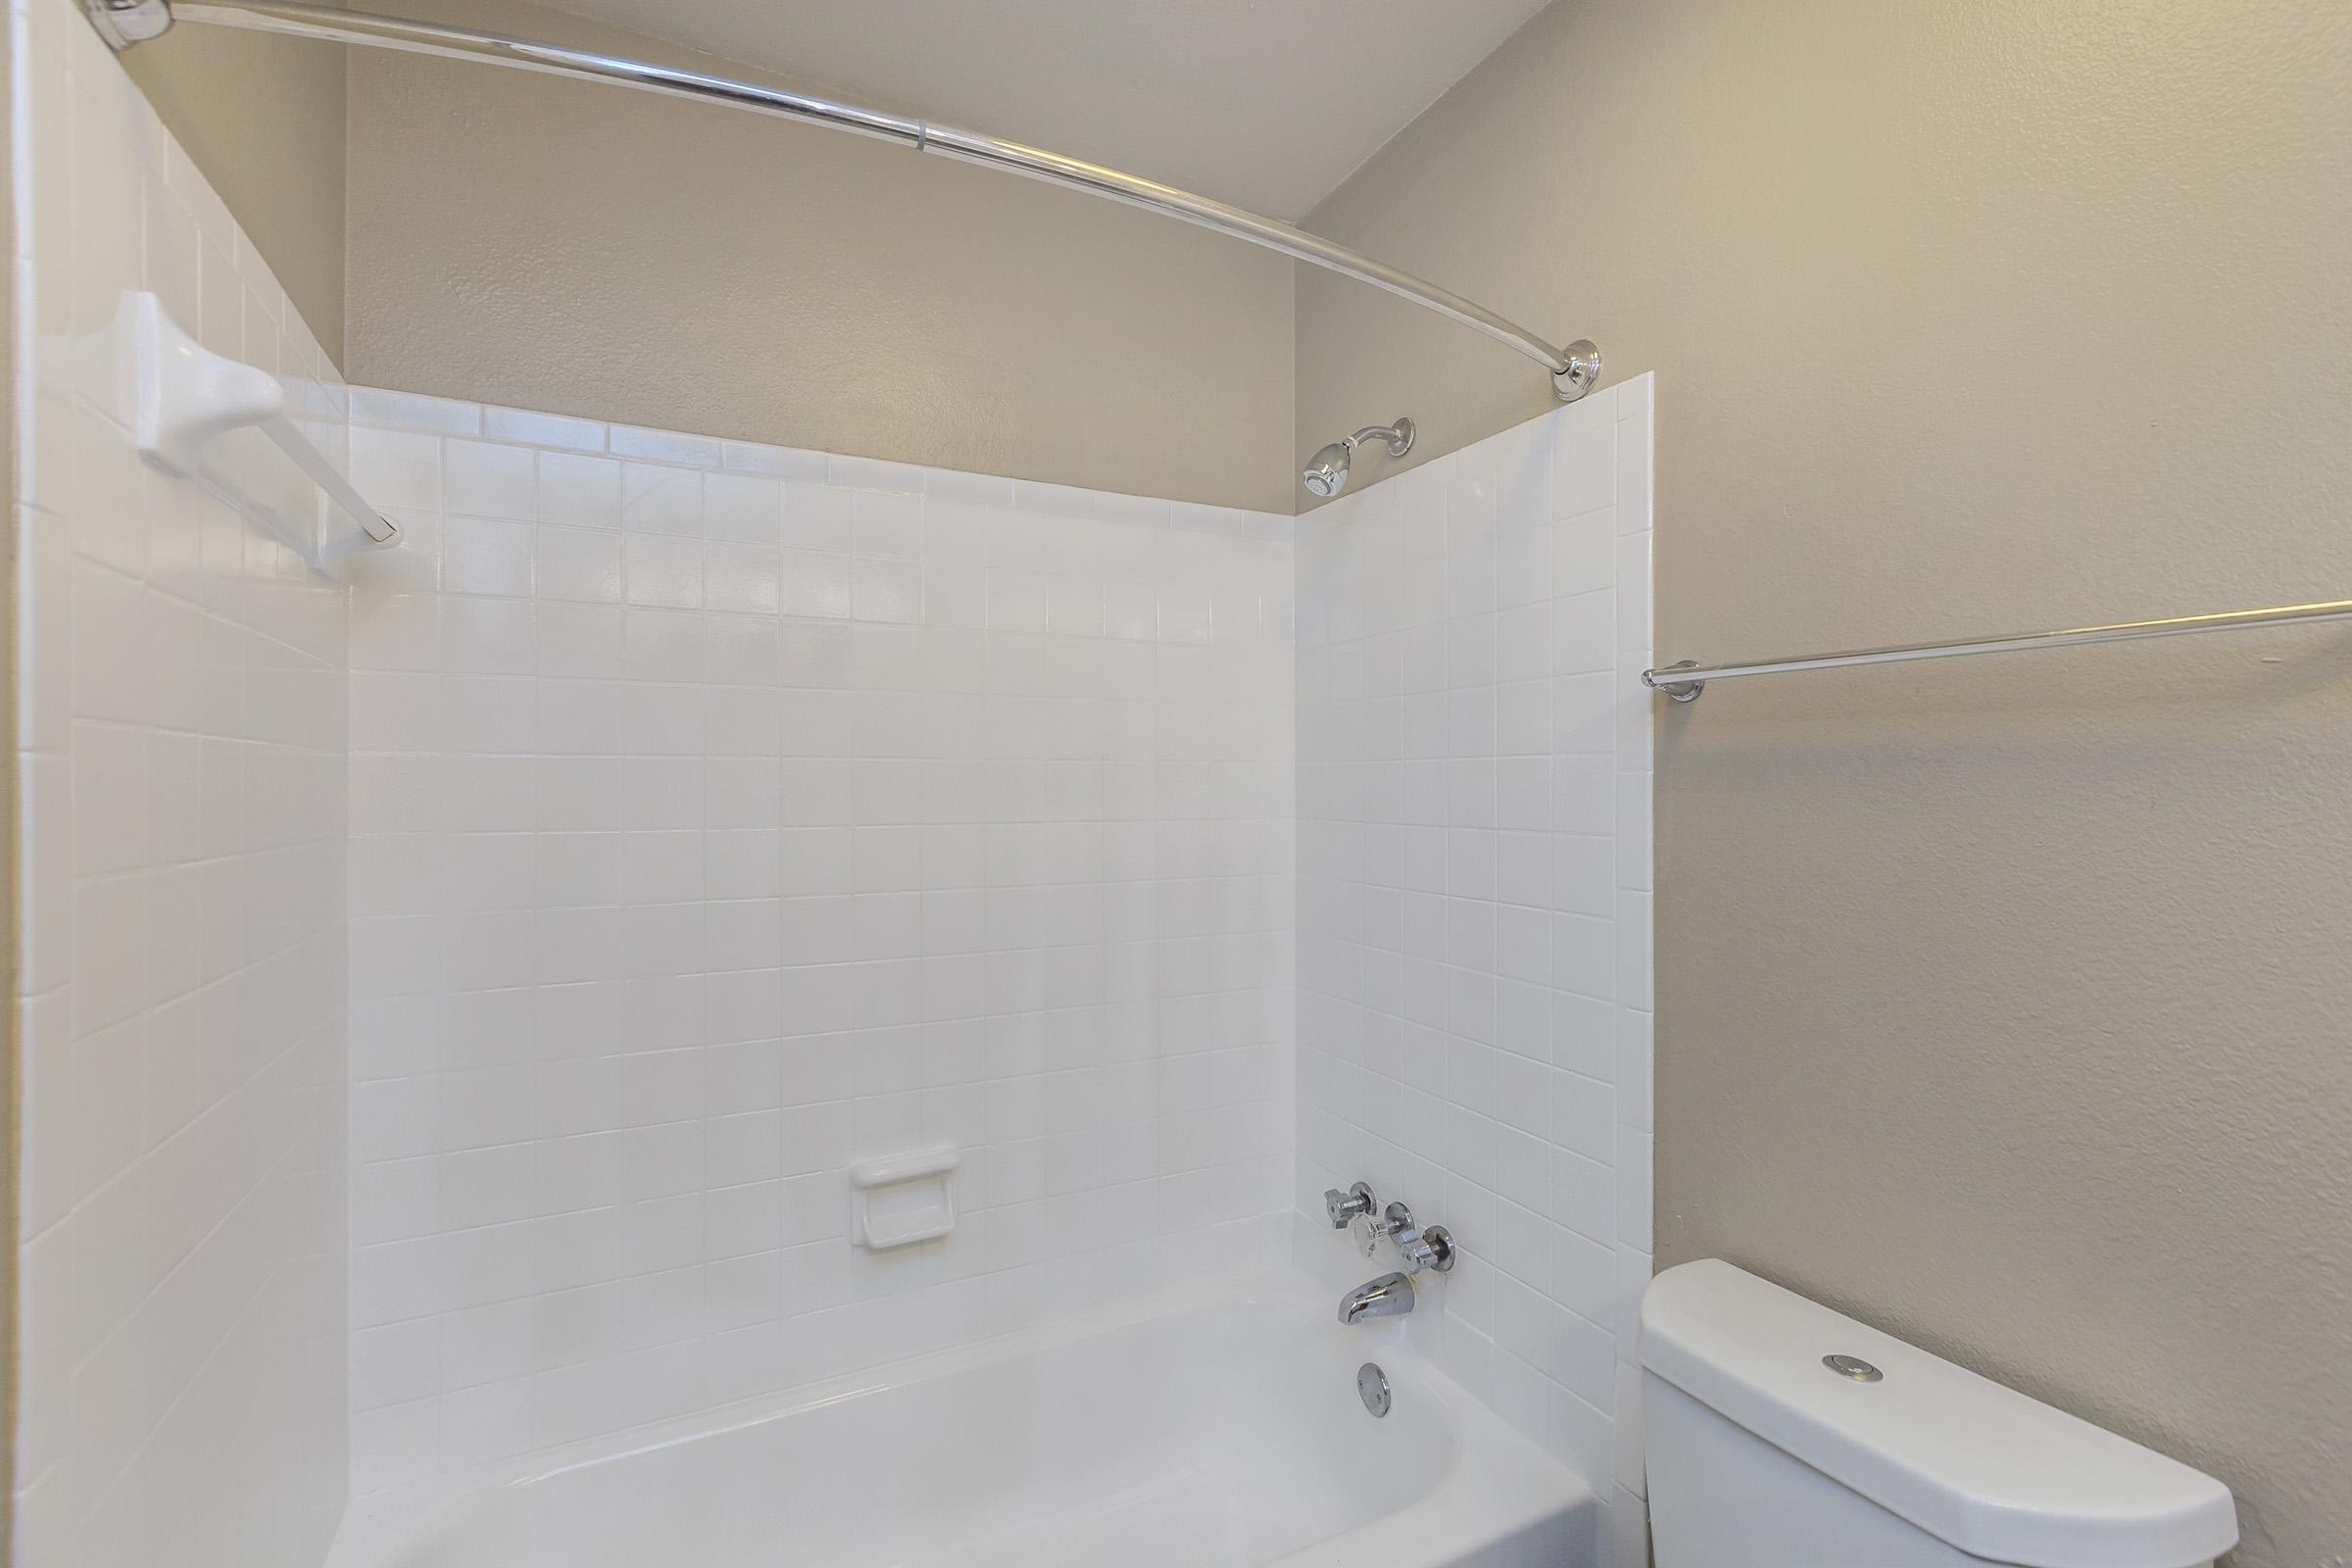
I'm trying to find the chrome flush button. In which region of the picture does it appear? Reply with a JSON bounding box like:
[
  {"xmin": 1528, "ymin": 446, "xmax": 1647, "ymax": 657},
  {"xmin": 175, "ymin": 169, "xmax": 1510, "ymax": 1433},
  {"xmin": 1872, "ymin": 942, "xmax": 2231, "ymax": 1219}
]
[{"xmin": 1824, "ymin": 1353, "xmax": 1884, "ymax": 1382}]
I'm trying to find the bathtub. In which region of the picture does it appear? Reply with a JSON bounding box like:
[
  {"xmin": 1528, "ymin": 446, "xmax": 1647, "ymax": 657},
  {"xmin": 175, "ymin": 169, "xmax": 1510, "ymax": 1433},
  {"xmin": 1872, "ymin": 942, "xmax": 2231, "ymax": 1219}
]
[{"xmin": 328, "ymin": 1271, "xmax": 1595, "ymax": 1568}]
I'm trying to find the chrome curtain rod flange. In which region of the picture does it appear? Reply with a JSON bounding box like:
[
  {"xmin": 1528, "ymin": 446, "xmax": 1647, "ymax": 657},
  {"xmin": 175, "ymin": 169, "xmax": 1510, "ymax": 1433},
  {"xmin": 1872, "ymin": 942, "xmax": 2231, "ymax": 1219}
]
[
  {"xmin": 1642, "ymin": 598, "xmax": 2352, "ymax": 702},
  {"xmin": 1554, "ymin": 340, "xmax": 1602, "ymax": 403},
  {"xmin": 82, "ymin": 0, "xmax": 172, "ymax": 45},
  {"xmin": 123, "ymin": 0, "xmax": 1603, "ymax": 404}
]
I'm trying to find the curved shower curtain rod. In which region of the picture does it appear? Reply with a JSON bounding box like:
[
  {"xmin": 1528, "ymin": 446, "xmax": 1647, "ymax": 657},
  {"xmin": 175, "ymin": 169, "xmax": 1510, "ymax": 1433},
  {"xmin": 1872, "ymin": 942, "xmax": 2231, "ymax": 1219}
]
[{"xmin": 88, "ymin": 0, "xmax": 1604, "ymax": 404}]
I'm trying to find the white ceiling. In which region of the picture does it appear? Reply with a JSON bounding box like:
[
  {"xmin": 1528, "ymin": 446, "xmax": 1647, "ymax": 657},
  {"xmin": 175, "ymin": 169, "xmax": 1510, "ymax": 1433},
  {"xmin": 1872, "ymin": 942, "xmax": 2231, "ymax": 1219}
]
[{"xmin": 537, "ymin": 0, "xmax": 1552, "ymax": 219}]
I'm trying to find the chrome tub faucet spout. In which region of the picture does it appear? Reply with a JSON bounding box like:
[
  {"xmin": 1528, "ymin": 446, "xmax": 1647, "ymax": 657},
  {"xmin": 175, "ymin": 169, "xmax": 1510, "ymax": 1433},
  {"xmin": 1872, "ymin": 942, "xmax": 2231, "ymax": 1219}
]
[{"xmin": 1338, "ymin": 1272, "xmax": 1415, "ymax": 1325}]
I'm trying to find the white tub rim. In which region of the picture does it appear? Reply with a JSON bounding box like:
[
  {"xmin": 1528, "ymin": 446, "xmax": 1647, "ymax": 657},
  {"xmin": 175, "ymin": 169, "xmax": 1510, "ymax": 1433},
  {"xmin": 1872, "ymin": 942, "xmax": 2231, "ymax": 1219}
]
[{"xmin": 328, "ymin": 1261, "xmax": 1595, "ymax": 1568}]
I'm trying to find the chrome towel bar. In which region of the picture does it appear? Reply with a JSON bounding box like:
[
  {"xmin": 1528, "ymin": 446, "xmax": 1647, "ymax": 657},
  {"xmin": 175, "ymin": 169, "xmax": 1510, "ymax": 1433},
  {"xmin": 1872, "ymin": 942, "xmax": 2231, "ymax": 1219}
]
[{"xmin": 1644, "ymin": 598, "xmax": 2352, "ymax": 702}]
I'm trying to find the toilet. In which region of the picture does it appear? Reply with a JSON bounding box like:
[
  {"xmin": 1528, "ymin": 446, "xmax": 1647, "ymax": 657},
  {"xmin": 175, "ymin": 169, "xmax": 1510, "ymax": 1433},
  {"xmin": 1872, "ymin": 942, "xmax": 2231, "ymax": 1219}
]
[{"xmin": 1640, "ymin": 1260, "xmax": 2238, "ymax": 1567}]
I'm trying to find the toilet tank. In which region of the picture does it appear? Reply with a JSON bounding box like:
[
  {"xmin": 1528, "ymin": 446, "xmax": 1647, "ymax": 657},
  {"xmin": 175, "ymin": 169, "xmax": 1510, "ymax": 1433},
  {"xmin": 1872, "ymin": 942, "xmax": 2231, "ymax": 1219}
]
[{"xmin": 1639, "ymin": 1260, "xmax": 2237, "ymax": 1568}]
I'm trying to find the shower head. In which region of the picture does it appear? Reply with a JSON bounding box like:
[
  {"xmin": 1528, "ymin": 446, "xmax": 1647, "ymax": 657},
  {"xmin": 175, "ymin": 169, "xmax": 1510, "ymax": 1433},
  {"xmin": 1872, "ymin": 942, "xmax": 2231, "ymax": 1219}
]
[
  {"xmin": 1301, "ymin": 417, "xmax": 1414, "ymax": 499},
  {"xmin": 1301, "ymin": 443, "xmax": 1352, "ymax": 500}
]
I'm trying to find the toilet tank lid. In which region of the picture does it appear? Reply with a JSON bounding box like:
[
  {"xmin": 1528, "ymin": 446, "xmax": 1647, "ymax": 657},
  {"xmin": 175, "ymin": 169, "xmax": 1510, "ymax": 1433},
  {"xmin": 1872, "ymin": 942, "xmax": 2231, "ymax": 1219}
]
[{"xmin": 1640, "ymin": 1260, "xmax": 2237, "ymax": 1568}]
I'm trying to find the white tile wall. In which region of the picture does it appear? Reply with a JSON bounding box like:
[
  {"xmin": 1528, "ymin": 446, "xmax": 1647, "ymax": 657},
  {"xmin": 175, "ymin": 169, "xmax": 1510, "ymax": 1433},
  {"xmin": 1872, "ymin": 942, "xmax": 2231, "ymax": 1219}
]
[
  {"xmin": 340, "ymin": 390, "xmax": 1298, "ymax": 1492},
  {"xmin": 11, "ymin": 0, "xmax": 352, "ymax": 1561},
  {"xmin": 1294, "ymin": 379, "xmax": 1655, "ymax": 1566},
  {"xmin": 17, "ymin": 1, "xmax": 1653, "ymax": 1545}
]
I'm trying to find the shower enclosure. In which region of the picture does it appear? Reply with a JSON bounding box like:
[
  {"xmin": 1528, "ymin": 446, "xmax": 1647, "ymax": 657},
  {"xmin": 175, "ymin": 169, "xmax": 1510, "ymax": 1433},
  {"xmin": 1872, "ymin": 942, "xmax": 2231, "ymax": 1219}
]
[{"xmin": 11, "ymin": 2, "xmax": 1656, "ymax": 1564}]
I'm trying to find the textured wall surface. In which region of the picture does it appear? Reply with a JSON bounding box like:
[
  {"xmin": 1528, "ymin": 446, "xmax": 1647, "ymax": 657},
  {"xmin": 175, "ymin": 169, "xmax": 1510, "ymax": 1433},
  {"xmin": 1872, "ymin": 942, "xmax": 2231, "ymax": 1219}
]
[
  {"xmin": 116, "ymin": 0, "xmax": 346, "ymax": 360},
  {"xmin": 97, "ymin": 0, "xmax": 1302, "ymax": 507},
  {"xmin": 343, "ymin": 0, "xmax": 1298, "ymax": 514},
  {"xmin": 337, "ymin": 388, "xmax": 1295, "ymax": 1494},
  {"xmin": 1294, "ymin": 379, "xmax": 1653, "ymax": 1568},
  {"xmin": 13, "ymin": 1, "xmax": 351, "ymax": 1559},
  {"xmin": 1295, "ymin": 2, "xmax": 2352, "ymax": 1562}
]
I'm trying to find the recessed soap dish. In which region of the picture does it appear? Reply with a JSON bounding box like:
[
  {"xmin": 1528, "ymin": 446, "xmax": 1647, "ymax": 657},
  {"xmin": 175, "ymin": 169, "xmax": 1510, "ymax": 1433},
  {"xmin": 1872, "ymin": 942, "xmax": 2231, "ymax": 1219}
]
[{"xmin": 848, "ymin": 1147, "xmax": 959, "ymax": 1250}]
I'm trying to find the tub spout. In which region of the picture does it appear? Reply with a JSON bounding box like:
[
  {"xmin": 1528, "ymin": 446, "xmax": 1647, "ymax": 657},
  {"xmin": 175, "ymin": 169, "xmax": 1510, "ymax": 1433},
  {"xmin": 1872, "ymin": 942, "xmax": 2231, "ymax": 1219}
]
[{"xmin": 1338, "ymin": 1271, "xmax": 1415, "ymax": 1324}]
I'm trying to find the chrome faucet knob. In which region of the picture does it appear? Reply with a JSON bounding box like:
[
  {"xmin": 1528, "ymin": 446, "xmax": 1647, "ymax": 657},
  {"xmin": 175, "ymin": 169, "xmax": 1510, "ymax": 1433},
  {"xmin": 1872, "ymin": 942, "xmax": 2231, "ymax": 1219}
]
[
  {"xmin": 1353, "ymin": 1200, "xmax": 1416, "ymax": 1254},
  {"xmin": 1396, "ymin": 1223, "xmax": 1456, "ymax": 1275},
  {"xmin": 1324, "ymin": 1182, "xmax": 1376, "ymax": 1229}
]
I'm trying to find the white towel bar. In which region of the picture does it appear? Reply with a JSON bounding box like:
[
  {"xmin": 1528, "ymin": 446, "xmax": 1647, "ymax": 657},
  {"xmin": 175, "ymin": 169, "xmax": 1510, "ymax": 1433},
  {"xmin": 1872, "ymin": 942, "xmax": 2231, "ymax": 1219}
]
[{"xmin": 128, "ymin": 290, "xmax": 398, "ymax": 556}]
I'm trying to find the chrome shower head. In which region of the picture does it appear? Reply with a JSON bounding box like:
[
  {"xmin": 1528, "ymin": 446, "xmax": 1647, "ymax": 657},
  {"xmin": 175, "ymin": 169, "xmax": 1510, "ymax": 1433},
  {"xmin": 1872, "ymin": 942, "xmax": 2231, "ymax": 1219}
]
[
  {"xmin": 1302, "ymin": 442, "xmax": 1352, "ymax": 499},
  {"xmin": 1301, "ymin": 417, "xmax": 1414, "ymax": 499}
]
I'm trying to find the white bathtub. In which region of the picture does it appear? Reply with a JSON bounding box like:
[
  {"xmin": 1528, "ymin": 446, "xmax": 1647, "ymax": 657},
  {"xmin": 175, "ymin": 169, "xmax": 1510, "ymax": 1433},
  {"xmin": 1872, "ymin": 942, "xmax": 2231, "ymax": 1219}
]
[{"xmin": 328, "ymin": 1272, "xmax": 1595, "ymax": 1568}]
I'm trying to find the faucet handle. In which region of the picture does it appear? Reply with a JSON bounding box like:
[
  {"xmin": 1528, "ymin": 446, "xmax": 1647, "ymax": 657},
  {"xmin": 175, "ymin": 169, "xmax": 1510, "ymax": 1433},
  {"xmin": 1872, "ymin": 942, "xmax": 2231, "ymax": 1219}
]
[
  {"xmin": 1396, "ymin": 1223, "xmax": 1456, "ymax": 1275},
  {"xmin": 1354, "ymin": 1200, "xmax": 1419, "ymax": 1257},
  {"xmin": 1324, "ymin": 1182, "xmax": 1376, "ymax": 1229}
]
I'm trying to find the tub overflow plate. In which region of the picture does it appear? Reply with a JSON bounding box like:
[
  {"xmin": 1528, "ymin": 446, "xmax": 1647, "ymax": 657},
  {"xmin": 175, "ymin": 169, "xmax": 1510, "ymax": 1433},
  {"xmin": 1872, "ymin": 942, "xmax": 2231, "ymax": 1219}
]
[{"xmin": 1357, "ymin": 1361, "xmax": 1392, "ymax": 1417}]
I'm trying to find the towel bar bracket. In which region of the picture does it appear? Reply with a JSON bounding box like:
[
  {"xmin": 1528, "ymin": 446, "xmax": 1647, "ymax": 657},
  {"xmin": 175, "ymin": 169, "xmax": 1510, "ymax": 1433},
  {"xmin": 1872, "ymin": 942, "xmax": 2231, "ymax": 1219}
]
[{"xmin": 1646, "ymin": 662, "xmax": 1705, "ymax": 702}]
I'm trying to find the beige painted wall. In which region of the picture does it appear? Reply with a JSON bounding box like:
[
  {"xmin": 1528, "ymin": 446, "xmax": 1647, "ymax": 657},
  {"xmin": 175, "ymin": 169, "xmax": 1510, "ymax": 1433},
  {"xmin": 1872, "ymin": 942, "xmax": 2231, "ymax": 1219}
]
[
  {"xmin": 1296, "ymin": 3, "xmax": 2351, "ymax": 1564},
  {"xmin": 341, "ymin": 0, "xmax": 1296, "ymax": 513},
  {"xmin": 119, "ymin": 10, "xmax": 346, "ymax": 360}
]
